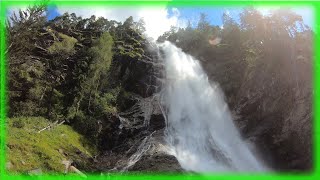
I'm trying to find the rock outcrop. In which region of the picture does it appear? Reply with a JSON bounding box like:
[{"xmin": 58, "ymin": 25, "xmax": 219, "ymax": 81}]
[
  {"xmin": 201, "ymin": 51, "xmax": 312, "ymax": 171},
  {"xmin": 93, "ymin": 42, "xmax": 182, "ymax": 173},
  {"xmin": 94, "ymin": 39, "xmax": 312, "ymax": 172}
]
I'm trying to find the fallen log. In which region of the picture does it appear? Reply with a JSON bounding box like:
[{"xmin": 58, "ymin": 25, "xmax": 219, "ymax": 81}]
[
  {"xmin": 37, "ymin": 125, "xmax": 52, "ymax": 133},
  {"xmin": 37, "ymin": 120, "xmax": 65, "ymax": 133},
  {"xmin": 57, "ymin": 120, "xmax": 66, "ymax": 126},
  {"xmin": 62, "ymin": 160, "xmax": 87, "ymax": 178},
  {"xmin": 70, "ymin": 166, "xmax": 87, "ymax": 178}
]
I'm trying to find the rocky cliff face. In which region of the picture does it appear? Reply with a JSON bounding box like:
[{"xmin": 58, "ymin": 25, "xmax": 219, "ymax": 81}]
[
  {"xmin": 91, "ymin": 39, "xmax": 312, "ymax": 172},
  {"xmin": 234, "ymin": 59, "xmax": 312, "ymax": 171},
  {"xmin": 201, "ymin": 51, "xmax": 312, "ymax": 171},
  {"xmin": 92, "ymin": 42, "xmax": 182, "ymax": 172}
]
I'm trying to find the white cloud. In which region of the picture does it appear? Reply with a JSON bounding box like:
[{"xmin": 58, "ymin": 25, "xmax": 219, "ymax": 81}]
[
  {"xmin": 56, "ymin": 6, "xmax": 187, "ymax": 40},
  {"xmin": 256, "ymin": 6, "xmax": 314, "ymax": 28},
  {"xmin": 172, "ymin": 7, "xmax": 180, "ymax": 16},
  {"xmin": 256, "ymin": 6, "xmax": 314, "ymax": 18},
  {"xmin": 6, "ymin": 2, "xmax": 188, "ymax": 40}
]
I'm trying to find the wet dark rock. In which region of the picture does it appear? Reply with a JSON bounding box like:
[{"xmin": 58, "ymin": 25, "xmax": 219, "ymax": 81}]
[
  {"xmin": 128, "ymin": 153, "xmax": 183, "ymax": 172},
  {"xmin": 233, "ymin": 61, "xmax": 312, "ymax": 171},
  {"xmin": 200, "ymin": 55, "xmax": 312, "ymax": 171},
  {"xmin": 113, "ymin": 43, "xmax": 165, "ymax": 98},
  {"xmin": 92, "ymin": 43, "xmax": 182, "ymax": 173},
  {"xmin": 149, "ymin": 114, "xmax": 166, "ymax": 132},
  {"xmin": 128, "ymin": 130, "xmax": 183, "ymax": 172}
]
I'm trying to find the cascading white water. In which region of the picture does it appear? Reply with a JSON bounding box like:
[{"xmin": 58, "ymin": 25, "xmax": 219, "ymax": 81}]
[{"xmin": 159, "ymin": 41, "xmax": 267, "ymax": 172}]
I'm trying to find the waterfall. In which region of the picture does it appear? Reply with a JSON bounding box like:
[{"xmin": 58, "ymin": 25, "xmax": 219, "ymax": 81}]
[{"xmin": 159, "ymin": 41, "xmax": 267, "ymax": 172}]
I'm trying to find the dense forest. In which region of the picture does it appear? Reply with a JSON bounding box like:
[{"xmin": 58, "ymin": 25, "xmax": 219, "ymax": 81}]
[
  {"xmin": 158, "ymin": 9, "xmax": 312, "ymax": 106},
  {"xmin": 157, "ymin": 8, "xmax": 312, "ymax": 171},
  {"xmin": 7, "ymin": 3, "xmax": 149, "ymax": 140},
  {"xmin": 4, "ymin": 1, "xmax": 312, "ymax": 174}
]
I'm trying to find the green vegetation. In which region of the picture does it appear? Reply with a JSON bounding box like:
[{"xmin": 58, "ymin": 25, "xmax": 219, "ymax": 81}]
[
  {"xmin": 7, "ymin": 2, "xmax": 148, "ymax": 164},
  {"xmin": 157, "ymin": 8, "xmax": 312, "ymax": 105},
  {"xmin": 6, "ymin": 1, "xmax": 312, "ymax": 173},
  {"xmin": 7, "ymin": 117, "xmax": 96, "ymax": 173},
  {"xmin": 48, "ymin": 33, "xmax": 78, "ymax": 55}
]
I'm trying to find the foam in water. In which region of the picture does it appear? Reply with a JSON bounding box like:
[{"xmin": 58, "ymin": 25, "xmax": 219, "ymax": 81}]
[{"xmin": 159, "ymin": 41, "xmax": 267, "ymax": 172}]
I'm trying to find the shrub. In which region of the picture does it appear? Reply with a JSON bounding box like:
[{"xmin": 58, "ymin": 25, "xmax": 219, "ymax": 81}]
[
  {"xmin": 48, "ymin": 33, "xmax": 78, "ymax": 55},
  {"xmin": 12, "ymin": 119, "xmax": 25, "ymax": 128}
]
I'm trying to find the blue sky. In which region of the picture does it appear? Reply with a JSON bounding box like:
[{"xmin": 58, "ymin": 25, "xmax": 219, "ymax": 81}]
[
  {"xmin": 168, "ymin": 7, "xmax": 241, "ymax": 27},
  {"xmin": 38, "ymin": 5, "xmax": 314, "ymax": 39},
  {"xmin": 46, "ymin": 5, "xmax": 313, "ymax": 28},
  {"xmin": 167, "ymin": 7, "xmax": 313, "ymax": 28},
  {"xmin": 46, "ymin": 6, "xmax": 240, "ymax": 25},
  {"xmin": 47, "ymin": 5, "xmax": 60, "ymax": 20}
]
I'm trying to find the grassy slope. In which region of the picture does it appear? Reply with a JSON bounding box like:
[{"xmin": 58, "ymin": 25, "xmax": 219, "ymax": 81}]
[{"xmin": 6, "ymin": 117, "xmax": 96, "ymax": 174}]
